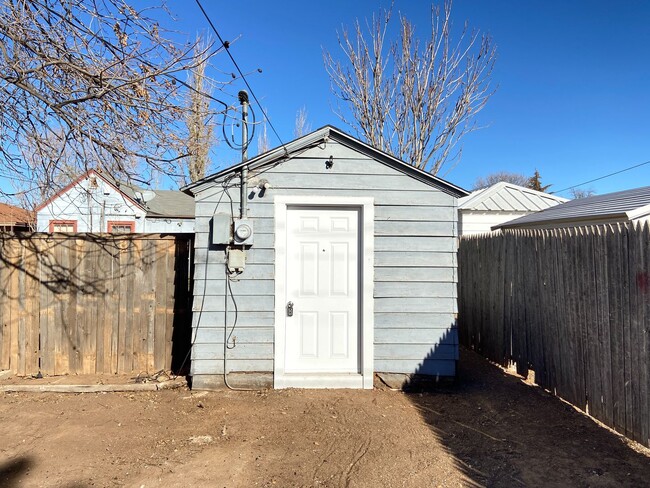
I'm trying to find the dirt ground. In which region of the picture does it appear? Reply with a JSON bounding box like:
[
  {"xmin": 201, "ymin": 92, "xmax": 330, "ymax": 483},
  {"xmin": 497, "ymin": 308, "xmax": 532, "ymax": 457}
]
[{"xmin": 2, "ymin": 348, "xmax": 649, "ymax": 488}]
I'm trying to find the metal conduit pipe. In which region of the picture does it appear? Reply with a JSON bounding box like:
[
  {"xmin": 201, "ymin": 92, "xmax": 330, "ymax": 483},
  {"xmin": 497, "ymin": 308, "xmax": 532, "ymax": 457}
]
[{"xmin": 240, "ymin": 165, "xmax": 248, "ymax": 219}]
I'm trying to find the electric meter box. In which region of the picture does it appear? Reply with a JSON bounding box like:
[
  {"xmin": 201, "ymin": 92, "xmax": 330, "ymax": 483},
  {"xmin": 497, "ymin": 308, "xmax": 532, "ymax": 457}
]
[
  {"xmin": 211, "ymin": 213, "xmax": 232, "ymax": 245},
  {"xmin": 233, "ymin": 219, "xmax": 254, "ymax": 246}
]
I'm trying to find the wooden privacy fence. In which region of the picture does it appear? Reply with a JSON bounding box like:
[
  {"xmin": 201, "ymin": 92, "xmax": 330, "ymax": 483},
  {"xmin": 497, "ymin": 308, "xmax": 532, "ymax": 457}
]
[
  {"xmin": 0, "ymin": 233, "xmax": 193, "ymax": 376},
  {"xmin": 459, "ymin": 223, "xmax": 650, "ymax": 447}
]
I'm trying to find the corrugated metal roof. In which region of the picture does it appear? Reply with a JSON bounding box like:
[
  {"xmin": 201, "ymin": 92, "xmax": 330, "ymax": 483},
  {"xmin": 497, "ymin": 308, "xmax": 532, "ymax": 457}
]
[
  {"xmin": 495, "ymin": 185, "xmax": 650, "ymax": 229},
  {"xmin": 459, "ymin": 182, "xmax": 568, "ymax": 212}
]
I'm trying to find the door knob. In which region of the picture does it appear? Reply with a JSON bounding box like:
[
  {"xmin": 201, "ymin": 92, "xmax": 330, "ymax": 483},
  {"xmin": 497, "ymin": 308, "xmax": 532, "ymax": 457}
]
[{"xmin": 286, "ymin": 301, "xmax": 294, "ymax": 317}]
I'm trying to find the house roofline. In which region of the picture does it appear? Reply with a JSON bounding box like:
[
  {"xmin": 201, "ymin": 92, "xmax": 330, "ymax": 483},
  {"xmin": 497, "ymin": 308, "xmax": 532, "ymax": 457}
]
[
  {"xmin": 35, "ymin": 169, "xmax": 145, "ymax": 212},
  {"xmin": 492, "ymin": 212, "xmax": 632, "ymax": 231},
  {"xmin": 182, "ymin": 125, "xmax": 468, "ymax": 198},
  {"xmin": 459, "ymin": 181, "xmax": 568, "ymax": 210},
  {"xmin": 145, "ymin": 213, "xmax": 195, "ymax": 219},
  {"xmin": 625, "ymin": 202, "xmax": 650, "ymax": 221}
]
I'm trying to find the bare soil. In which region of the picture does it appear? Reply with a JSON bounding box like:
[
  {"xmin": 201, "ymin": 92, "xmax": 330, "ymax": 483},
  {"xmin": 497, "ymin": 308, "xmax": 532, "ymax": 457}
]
[{"xmin": 2, "ymin": 348, "xmax": 649, "ymax": 488}]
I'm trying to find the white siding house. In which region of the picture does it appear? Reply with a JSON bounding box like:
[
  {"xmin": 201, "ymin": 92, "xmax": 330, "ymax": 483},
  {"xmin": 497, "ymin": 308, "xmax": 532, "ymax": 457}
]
[
  {"xmin": 458, "ymin": 182, "xmax": 568, "ymax": 235},
  {"xmin": 36, "ymin": 170, "xmax": 195, "ymax": 233},
  {"xmin": 183, "ymin": 126, "xmax": 468, "ymax": 390}
]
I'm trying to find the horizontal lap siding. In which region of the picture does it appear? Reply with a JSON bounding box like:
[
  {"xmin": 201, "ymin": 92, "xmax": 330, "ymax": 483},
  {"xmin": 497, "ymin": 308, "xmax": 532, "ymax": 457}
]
[
  {"xmin": 191, "ymin": 141, "xmax": 459, "ymax": 378},
  {"xmin": 190, "ymin": 192, "xmax": 273, "ymax": 375},
  {"xmin": 459, "ymin": 211, "xmax": 528, "ymax": 236},
  {"xmin": 192, "ymin": 359, "xmax": 273, "ymax": 375},
  {"xmin": 374, "ymin": 313, "xmax": 457, "ymax": 328}
]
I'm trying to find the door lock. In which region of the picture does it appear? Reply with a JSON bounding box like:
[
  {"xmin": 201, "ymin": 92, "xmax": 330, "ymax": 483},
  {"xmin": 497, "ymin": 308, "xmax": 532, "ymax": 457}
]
[{"xmin": 286, "ymin": 301, "xmax": 294, "ymax": 317}]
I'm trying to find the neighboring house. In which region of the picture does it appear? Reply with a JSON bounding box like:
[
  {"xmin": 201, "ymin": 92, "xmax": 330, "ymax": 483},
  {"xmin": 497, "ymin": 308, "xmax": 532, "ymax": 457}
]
[
  {"xmin": 458, "ymin": 182, "xmax": 568, "ymax": 235},
  {"xmin": 0, "ymin": 202, "xmax": 33, "ymax": 231},
  {"xmin": 494, "ymin": 185, "xmax": 650, "ymax": 231},
  {"xmin": 36, "ymin": 170, "xmax": 195, "ymax": 233},
  {"xmin": 182, "ymin": 125, "xmax": 468, "ymax": 390}
]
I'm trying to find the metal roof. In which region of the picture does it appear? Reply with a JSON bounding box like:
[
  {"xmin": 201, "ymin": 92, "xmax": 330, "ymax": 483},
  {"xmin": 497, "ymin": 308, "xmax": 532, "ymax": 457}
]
[
  {"xmin": 494, "ymin": 185, "xmax": 650, "ymax": 230},
  {"xmin": 182, "ymin": 125, "xmax": 469, "ymax": 198},
  {"xmin": 143, "ymin": 190, "xmax": 195, "ymax": 218},
  {"xmin": 459, "ymin": 182, "xmax": 568, "ymax": 212},
  {"xmin": 95, "ymin": 173, "xmax": 194, "ymax": 218}
]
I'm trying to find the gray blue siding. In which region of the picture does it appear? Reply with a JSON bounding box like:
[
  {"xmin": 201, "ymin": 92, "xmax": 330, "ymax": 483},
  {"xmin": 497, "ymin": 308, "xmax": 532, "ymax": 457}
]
[{"xmin": 190, "ymin": 141, "xmax": 458, "ymax": 388}]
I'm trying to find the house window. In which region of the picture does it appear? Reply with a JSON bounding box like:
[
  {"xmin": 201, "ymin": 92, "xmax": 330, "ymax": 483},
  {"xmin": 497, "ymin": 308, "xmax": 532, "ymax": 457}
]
[
  {"xmin": 49, "ymin": 220, "xmax": 77, "ymax": 232},
  {"xmin": 108, "ymin": 221, "xmax": 135, "ymax": 234}
]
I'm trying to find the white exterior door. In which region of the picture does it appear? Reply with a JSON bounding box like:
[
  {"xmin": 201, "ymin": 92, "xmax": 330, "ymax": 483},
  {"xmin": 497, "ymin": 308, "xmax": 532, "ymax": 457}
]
[{"xmin": 284, "ymin": 207, "xmax": 360, "ymax": 374}]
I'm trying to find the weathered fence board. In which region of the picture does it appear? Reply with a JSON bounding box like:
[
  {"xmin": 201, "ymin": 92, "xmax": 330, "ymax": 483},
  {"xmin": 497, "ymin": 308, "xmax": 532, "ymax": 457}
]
[
  {"xmin": 459, "ymin": 223, "xmax": 650, "ymax": 447},
  {"xmin": 0, "ymin": 233, "xmax": 192, "ymax": 376}
]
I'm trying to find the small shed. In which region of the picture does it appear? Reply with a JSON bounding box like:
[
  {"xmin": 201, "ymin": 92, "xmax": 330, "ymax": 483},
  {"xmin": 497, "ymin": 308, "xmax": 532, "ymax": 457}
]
[
  {"xmin": 494, "ymin": 185, "xmax": 650, "ymax": 230},
  {"xmin": 183, "ymin": 126, "xmax": 467, "ymax": 390},
  {"xmin": 458, "ymin": 182, "xmax": 567, "ymax": 235},
  {"xmin": 36, "ymin": 170, "xmax": 195, "ymax": 233}
]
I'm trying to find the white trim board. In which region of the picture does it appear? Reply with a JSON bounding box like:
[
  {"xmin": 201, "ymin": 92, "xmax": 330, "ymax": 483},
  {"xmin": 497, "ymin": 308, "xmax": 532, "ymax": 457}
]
[{"xmin": 273, "ymin": 195, "xmax": 374, "ymax": 389}]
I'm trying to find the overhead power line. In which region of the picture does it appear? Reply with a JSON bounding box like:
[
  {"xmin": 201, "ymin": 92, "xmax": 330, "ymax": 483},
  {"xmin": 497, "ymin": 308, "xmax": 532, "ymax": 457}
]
[
  {"xmin": 194, "ymin": 0, "xmax": 286, "ymax": 151},
  {"xmin": 554, "ymin": 159, "xmax": 650, "ymax": 194}
]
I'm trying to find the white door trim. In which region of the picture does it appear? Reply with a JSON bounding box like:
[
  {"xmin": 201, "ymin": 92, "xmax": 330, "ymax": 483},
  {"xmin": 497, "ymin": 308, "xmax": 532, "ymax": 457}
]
[{"xmin": 274, "ymin": 195, "xmax": 374, "ymax": 389}]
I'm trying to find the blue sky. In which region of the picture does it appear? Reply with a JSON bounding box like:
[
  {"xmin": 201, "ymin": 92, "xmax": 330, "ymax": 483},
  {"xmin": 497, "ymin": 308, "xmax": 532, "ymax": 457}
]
[{"xmin": 174, "ymin": 0, "xmax": 649, "ymax": 197}]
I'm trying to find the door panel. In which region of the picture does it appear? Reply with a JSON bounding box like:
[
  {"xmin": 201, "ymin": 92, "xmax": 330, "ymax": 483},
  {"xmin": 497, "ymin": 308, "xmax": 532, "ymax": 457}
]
[
  {"xmin": 285, "ymin": 207, "xmax": 359, "ymax": 373},
  {"xmin": 299, "ymin": 312, "xmax": 318, "ymax": 357}
]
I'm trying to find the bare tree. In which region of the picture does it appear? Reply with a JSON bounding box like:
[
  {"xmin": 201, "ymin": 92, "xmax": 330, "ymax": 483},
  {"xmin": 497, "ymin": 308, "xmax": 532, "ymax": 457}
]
[
  {"xmin": 257, "ymin": 120, "xmax": 270, "ymax": 155},
  {"xmin": 184, "ymin": 35, "xmax": 215, "ymax": 184},
  {"xmin": 569, "ymin": 187, "xmax": 595, "ymax": 199},
  {"xmin": 473, "ymin": 171, "xmax": 529, "ymax": 190},
  {"xmin": 21, "ymin": 130, "xmax": 126, "ymax": 200},
  {"xmin": 324, "ymin": 1, "xmax": 496, "ymax": 175},
  {"xmin": 294, "ymin": 106, "xmax": 311, "ymax": 138},
  {"xmin": 0, "ymin": 0, "xmax": 231, "ymax": 206}
]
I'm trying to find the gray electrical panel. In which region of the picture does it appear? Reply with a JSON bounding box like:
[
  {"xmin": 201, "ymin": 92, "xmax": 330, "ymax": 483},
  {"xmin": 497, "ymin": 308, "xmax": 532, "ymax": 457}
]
[
  {"xmin": 227, "ymin": 248, "xmax": 246, "ymax": 272},
  {"xmin": 212, "ymin": 213, "xmax": 231, "ymax": 245}
]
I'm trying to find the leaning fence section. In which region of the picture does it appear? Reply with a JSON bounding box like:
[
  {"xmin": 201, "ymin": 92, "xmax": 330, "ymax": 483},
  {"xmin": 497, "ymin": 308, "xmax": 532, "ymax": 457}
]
[
  {"xmin": 459, "ymin": 223, "xmax": 650, "ymax": 447},
  {"xmin": 0, "ymin": 233, "xmax": 192, "ymax": 376}
]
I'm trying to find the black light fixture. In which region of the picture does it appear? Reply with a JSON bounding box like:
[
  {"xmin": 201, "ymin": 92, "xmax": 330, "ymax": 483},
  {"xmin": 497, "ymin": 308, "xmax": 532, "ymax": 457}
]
[{"xmin": 326, "ymin": 155, "xmax": 334, "ymax": 169}]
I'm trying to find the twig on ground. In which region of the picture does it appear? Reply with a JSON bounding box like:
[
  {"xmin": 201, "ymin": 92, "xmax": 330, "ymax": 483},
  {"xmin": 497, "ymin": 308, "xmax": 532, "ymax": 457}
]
[{"xmin": 415, "ymin": 405, "xmax": 506, "ymax": 443}]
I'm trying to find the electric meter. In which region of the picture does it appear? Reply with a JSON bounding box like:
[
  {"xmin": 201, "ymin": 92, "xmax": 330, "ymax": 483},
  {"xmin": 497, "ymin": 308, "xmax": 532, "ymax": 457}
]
[{"xmin": 233, "ymin": 219, "xmax": 254, "ymax": 245}]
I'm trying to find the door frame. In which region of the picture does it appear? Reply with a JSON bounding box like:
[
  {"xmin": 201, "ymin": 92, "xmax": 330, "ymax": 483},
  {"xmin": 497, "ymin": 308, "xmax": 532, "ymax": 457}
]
[{"xmin": 273, "ymin": 195, "xmax": 374, "ymax": 389}]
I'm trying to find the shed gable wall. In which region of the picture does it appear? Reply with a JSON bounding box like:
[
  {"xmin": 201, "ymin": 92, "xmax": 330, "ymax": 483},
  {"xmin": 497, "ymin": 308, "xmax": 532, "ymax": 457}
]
[
  {"xmin": 37, "ymin": 177, "xmax": 146, "ymax": 232},
  {"xmin": 190, "ymin": 141, "xmax": 459, "ymax": 388},
  {"xmin": 37, "ymin": 177, "xmax": 195, "ymax": 233}
]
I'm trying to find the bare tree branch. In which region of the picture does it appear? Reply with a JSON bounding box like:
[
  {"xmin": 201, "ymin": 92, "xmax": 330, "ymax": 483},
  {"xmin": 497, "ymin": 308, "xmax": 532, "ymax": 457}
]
[
  {"xmin": 569, "ymin": 187, "xmax": 595, "ymax": 199},
  {"xmin": 324, "ymin": 0, "xmax": 496, "ymax": 175},
  {"xmin": 294, "ymin": 106, "xmax": 311, "ymax": 138},
  {"xmin": 0, "ymin": 0, "xmax": 233, "ymax": 206},
  {"xmin": 473, "ymin": 171, "xmax": 529, "ymax": 190},
  {"xmin": 183, "ymin": 35, "xmax": 215, "ymax": 184},
  {"xmin": 257, "ymin": 119, "xmax": 270, "ymax": 155}
]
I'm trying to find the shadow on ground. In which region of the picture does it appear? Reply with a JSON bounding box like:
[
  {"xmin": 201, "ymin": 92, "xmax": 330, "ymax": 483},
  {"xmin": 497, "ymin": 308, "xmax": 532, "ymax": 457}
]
[
  {"xmin": 408, "ymin": 347, "xmax": 650, "ymax": 487},
  {"xmin": 0, "ymin": 456, "xmax": 32, "ymax": 488}
]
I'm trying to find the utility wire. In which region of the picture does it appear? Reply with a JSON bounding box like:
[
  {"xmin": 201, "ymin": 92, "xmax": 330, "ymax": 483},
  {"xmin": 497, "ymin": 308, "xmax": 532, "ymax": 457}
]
[
  {"xmin": 554, "ymin": 159, "xmax": 650, "ymax": 194},
  {"xmin": 194, "ymin": 0, "xmax": 287, "ymax": 151}
]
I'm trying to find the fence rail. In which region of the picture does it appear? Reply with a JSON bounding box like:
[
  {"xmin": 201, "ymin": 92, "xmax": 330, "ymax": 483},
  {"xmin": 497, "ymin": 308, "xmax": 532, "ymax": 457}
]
[
  {"xmin": 459, "ymin": 224, "xmax": 650, "ymax": 447},
  {"xmin": 0, "ymin": 233, "xmax": 192, "ymax": 376}
]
